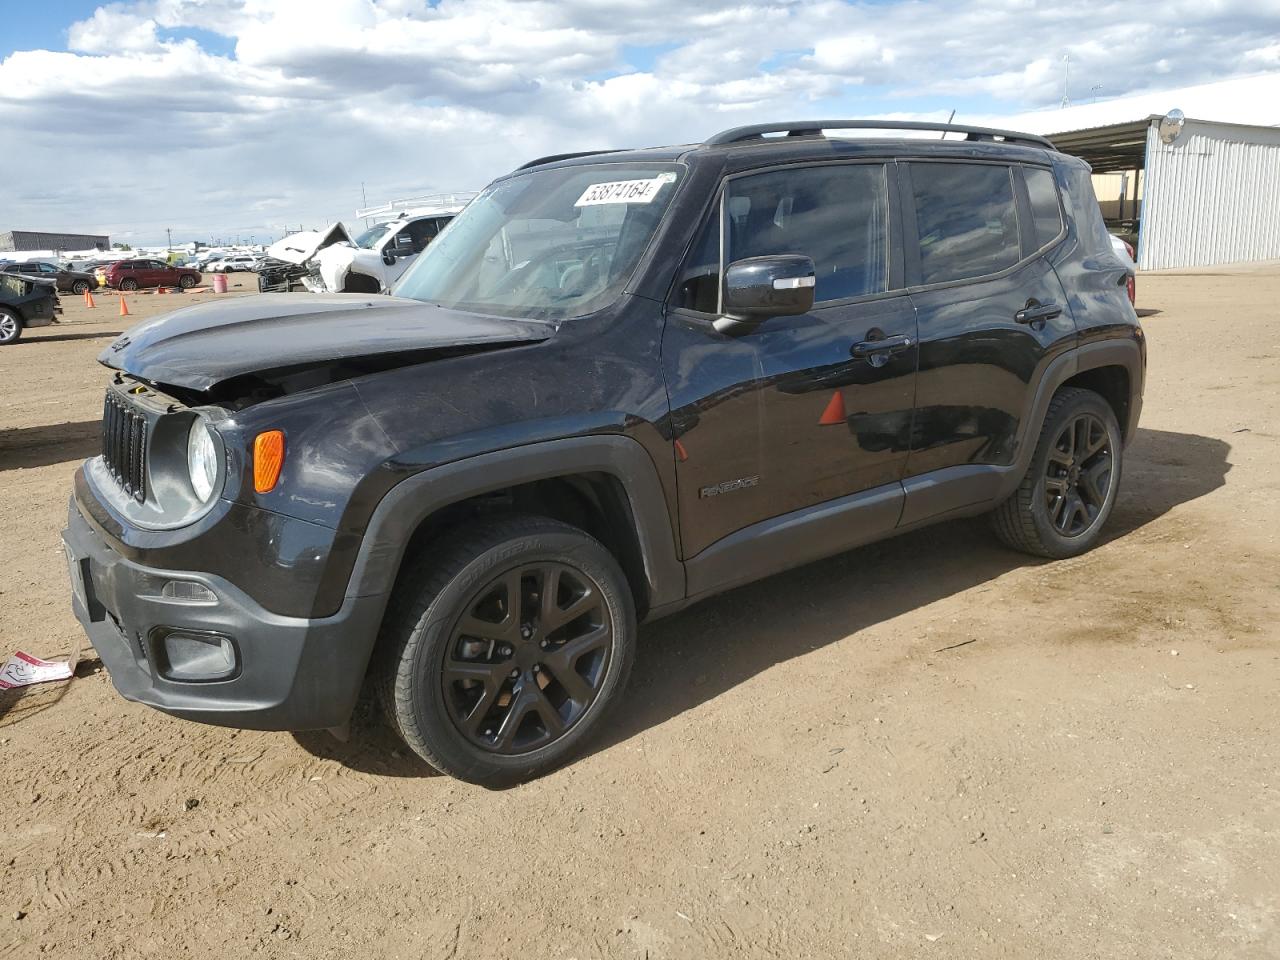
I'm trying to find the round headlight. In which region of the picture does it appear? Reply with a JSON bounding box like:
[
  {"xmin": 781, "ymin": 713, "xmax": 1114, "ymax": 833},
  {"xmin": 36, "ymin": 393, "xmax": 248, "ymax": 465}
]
[{"xmin": 186, "ymin": 418, "xmax": 220, "ymax": 503}]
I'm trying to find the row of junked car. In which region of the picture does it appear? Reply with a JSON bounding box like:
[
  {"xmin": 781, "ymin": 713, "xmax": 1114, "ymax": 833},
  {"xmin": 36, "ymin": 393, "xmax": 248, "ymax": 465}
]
[{"xmin": 254, "ymin": 193, "xmax": 475, "ymax": 293}]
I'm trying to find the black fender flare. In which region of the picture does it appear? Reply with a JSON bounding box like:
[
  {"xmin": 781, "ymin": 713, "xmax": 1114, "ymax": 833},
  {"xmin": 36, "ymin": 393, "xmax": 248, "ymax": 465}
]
[
  {"xmin": 343, "ymin": 434, "xmax": 685, "ymax": 613},
  {"xmin": 1001, "ymin": 334, "xmax": 1145, "ymax": 499}
]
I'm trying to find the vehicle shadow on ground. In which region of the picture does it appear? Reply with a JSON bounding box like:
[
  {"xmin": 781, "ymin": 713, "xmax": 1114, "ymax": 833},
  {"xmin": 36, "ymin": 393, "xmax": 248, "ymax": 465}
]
[
  {"xmin": 294, "ymin": 427, "xmax": 1229, "ymax": 781},
  {"xmin": 18, "ymin": 330, "xmax": 124, "ymax": 344},
  {"xmin": 0, "ymin": 421, "xmax": 101, "ymax": 471}
]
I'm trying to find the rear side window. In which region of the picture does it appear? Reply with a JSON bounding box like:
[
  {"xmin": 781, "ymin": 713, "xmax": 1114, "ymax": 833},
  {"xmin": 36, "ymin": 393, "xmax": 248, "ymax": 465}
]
[
  {"xmin": 909, "ymin": 163, "xmax": 1020, "ymax": 284},
  {"xmin": 1060, "ymin": 163, "xmax": 1116, "ymax": 257},
  {"xmin": 1025, "ymin": 167, "xmax": 1064, "ymax": 248},
  {"xmin": 726, "ymin": 164, "xmax": 889, "ymax": 303}
]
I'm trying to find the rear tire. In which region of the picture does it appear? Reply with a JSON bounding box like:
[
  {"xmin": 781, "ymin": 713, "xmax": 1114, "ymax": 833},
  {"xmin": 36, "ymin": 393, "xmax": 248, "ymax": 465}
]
[
  {"xmin": 376, "ymin": 515, "xmax": 636, "ymax": 786},
  {"xmin": 119, "ymin": 278, "xmax": 138, "ymax": 291},
  {"xmin": 0, "ymin": 307, "xmax": 22, "ymax": 345},
  {"xmin": 992, "ymin": 387, "xmax": 1123, "ymax": 559}
]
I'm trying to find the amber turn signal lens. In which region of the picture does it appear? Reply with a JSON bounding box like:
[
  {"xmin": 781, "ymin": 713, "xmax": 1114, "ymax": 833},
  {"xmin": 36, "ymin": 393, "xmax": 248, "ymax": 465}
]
[{"xmin": 253, "ymin": 430, "xmax": 285, "ymax": 493}]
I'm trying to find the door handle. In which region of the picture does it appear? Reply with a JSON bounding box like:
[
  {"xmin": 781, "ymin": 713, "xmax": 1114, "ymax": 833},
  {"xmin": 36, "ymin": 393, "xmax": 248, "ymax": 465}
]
[
  {"xmin": 1015, "ymin": 301, "xmax": 1063, "ymax": 324},
  {"xmin": 850, "ymin": 333, "xmax": 913, "ymax": 359}
]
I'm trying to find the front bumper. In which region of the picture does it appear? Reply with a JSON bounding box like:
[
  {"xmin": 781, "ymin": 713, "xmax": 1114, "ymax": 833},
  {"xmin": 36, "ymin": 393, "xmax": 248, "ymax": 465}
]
[{"xmin": 63, "ymin": 499, "xmax": 388, "ymax": 731}]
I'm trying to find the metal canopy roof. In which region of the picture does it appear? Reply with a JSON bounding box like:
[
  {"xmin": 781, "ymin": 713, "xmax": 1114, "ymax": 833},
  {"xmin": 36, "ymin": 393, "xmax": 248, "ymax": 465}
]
[{"xmin": 1048, "ymin": 120, "xmax": 1151, "ymax": 173}]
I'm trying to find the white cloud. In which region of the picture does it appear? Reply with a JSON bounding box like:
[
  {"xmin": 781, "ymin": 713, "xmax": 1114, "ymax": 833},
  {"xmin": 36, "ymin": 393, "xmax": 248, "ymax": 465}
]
[{"xmin": 1, "ymin": 0, "xmax": 1278, "ymax": 243}]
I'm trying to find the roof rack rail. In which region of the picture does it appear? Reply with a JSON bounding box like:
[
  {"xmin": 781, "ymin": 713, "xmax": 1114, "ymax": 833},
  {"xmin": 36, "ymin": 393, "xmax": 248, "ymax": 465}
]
[
  {"xmin": 705, "ymin": 120, "xmax": 1056, "ymax": 151},
  {"xmin": 355, "ymin": 192, "xmax": 477, "ymax": 220},
  {"xmin": 516, "ymin": 149, "xmax": 620, "ymax": 171}
]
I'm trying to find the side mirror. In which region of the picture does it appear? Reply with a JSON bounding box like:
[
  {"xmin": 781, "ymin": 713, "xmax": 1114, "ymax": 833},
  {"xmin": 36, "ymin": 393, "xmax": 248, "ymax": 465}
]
[
  {"xmin": 382, "ymin": 251, "xmax": 397, "ymax": 266},
  {"xmin": 716, "ymin": 255, "xmax": 816, "ymax": 334}
]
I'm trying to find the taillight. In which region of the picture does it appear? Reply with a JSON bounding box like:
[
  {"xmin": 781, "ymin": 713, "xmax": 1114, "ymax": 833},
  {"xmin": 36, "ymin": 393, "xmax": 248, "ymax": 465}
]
[{"xmin": 1122, "ymin": 240, "xmax": 1135, "ymax": 259}]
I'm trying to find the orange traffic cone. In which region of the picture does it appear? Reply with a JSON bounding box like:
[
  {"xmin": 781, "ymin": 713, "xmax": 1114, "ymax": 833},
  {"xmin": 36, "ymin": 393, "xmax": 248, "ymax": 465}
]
[
  {"xmin": 818, "ymin": 390, "xmax": 846, "ymax": 425},
  {"xmin": 157, "ymin": 286, "xmax": 167, "ymax": 294},
  {"xmin": 119, "ymin": 294, "xmax": 130, "ymax": 317},
  {"xmin": 84, "ymin": 289, "xmax": 95, "ymax": 308}
]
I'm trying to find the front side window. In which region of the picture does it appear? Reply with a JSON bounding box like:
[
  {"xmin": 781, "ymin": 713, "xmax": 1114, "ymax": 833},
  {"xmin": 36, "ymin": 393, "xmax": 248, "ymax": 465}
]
[
  {"xmin": 676, "ymin": 163, "xmax": 890, "ymax": 311},
  {"xmin": 909, "ymin": 163, "xmax": 1020, "ymax": 285},
  {"xmin": 729, "ymin": 164, "xmax": 889, "ymax": 303},
  {"xmin": 394, "ymin": 163, "xmax": 683, "ymax": 321}
]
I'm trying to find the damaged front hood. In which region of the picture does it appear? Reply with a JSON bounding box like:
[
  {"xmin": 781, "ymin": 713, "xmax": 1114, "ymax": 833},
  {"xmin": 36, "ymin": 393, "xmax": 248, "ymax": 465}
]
[
  {"xmin": 100, "ymin": 293, "xmax": 553, "ymax": 391},
  {"xmin": 264, "ymin": 223, "xmax": 351, "ymax": 266}
]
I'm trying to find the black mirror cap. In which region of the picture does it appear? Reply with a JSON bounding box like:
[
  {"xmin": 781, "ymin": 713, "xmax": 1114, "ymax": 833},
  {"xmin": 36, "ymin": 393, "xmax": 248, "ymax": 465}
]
[
  {"xmin": 723, "ymin": 255, "xmax": 816, "ymax": 320},
  {"xmin": 382, "ymin": 251, "xmax": 397, "ymax": 266}
]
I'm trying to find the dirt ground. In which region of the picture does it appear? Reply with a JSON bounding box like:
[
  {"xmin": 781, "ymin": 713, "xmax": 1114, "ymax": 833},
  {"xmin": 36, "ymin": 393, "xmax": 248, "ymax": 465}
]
[{"xmin": 1, "ymin": 268, "xmax": 1278, "ymax": 959}]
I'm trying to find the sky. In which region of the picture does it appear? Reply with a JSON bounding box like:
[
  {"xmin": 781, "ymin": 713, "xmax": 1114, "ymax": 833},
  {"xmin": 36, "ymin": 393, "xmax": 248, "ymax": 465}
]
[{"xmin": 2, "ymin": 0, "xmax": 1279, "ymax": 246}]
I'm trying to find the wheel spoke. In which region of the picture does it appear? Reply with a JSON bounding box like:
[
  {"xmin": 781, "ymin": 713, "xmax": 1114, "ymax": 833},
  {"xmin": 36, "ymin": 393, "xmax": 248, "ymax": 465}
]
[
  {"xmin": 544, "ymin": 657, "xmax": 595, "ymax": 704},
  {"xmin": 494, "ymin": 686, "xmax": 535, "ymax": 750},
  {"xmin": 443, "ymin": 657, "xmax": 506, "ymax": 687},
  {"xmin": 1082, "ymin": 422, "xmax": 1108, "ymax": 459},
  {"xmin": 531, "ymin": 686, "xmax": 566, "ymax": 736},
  {"xmin": 544, "ymin": 587, "xmax": 598, "ymax": 633},
  {"xmin": 538, "ymin": 566, "xmax": 563, "ymax": 628},
  {"xmin": 460, "ymin": 681, "xmax": 502, "ymax": 735},
  {"xmin": 1079, "ymin": 459, "xmax": 1111, "ymax": 507}
]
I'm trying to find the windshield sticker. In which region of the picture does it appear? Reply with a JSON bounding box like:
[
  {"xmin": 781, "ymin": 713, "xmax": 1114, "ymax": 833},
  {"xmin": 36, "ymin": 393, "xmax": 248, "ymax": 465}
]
[{"xmin": 575, "ymin": 176, "xmax": 671, "ymax": 206}]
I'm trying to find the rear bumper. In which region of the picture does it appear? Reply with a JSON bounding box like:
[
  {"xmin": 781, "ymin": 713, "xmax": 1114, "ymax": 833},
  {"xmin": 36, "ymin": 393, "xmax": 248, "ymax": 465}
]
[{"xmin": 63, "ymin": 498, "xmax": 388, "ymax": 731}]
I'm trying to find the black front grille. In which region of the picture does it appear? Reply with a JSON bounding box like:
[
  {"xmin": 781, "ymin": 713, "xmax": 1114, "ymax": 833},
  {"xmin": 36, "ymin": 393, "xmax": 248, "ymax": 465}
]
[{"xmin": 102, "ymin": 391, "xmax": 148, "ymax": 502}]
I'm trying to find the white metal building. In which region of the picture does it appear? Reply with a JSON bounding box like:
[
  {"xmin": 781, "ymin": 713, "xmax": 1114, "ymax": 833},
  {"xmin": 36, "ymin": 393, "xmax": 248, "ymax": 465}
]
[{"xmin": 967, "ymin": 73, "xmax": 1280, "ymax": 270}]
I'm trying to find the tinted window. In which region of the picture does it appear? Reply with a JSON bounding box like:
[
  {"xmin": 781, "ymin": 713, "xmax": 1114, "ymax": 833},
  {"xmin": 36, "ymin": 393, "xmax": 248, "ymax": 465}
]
[
  {"xmin": 910, "ymin": 163, "xmax": 1020, "ymax": 284},
  {"xmin": 1025, "ymin": 167, "xmax": 1063, "ymax": 248},
  {"xmin": 1060, "ymin": 164, "xmax": 1116, "ymax": 257},
  {"xmin": 726, "ymin": 164, "xmax": 888, "ymax": 303},
  {"xmin": 676, "ymin": 207, "xmax": 722, "ymax": 312},
  {"xmin": 402, "ymin": 218, "xmax": 441, "ymax": 251}
]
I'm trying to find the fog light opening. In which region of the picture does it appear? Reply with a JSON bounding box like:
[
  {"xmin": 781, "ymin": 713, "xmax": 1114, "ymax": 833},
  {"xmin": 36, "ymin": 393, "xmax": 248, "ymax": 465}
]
[{"xmin": 153, "ymin": 628, "xmax": 239, "ymax": 682}]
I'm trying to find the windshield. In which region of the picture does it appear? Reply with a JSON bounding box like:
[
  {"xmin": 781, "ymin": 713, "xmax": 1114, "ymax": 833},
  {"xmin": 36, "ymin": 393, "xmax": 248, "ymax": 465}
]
[
  {"xmin": 353, "ymin": 223, "xmax": 394, "ymax": 249},
  {"xmin": 392, "ymin": 163, "xmax": 683, "ymax": 320}
]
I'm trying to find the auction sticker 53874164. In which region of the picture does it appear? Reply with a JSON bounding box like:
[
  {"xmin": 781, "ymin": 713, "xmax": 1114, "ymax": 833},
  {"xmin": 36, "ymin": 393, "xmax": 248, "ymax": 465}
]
[{"xmin": 575, "ymin": 175, "xmax": 674, "ymax": 206}]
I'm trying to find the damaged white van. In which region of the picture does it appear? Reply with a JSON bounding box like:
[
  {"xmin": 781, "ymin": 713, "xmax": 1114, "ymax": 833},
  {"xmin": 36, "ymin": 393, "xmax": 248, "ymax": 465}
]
[{"xmin": 267, "ymin": 194, "xmax": 475, "ymax": 294}]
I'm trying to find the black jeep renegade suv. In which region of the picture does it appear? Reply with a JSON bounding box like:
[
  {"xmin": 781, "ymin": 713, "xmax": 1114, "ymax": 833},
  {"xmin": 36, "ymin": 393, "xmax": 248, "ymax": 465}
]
[{"xmin": 64, "ymin": 121, "xmax": 1143, "ymax": 785}]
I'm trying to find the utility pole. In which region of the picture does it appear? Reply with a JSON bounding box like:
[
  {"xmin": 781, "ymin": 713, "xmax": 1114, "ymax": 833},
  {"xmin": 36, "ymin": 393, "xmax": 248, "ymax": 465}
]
[
  {"xmin": 166, "ymin": 227, "xmax": 172, "ymax": 253},
  {"xmin": 1060, "ymin": 54, "xmax": 1071, "ymax": 108}
]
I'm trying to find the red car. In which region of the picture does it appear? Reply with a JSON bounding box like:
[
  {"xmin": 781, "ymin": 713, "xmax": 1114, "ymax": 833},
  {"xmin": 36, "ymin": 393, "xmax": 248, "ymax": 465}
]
[{"xmin": 103, "ymin": 259, "xmax": 202, "ymax": 291}]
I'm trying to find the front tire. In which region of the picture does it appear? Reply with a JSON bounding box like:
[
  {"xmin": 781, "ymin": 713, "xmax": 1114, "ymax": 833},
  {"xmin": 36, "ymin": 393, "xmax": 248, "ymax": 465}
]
[
  {"xmin": 0, "ymin": 307, "xmax": 22, "ymax": 345},
  {"xmin": 71, "ymin": 279, "xmax": 90, "ymax": 295},
  {"xmin": 992, "ymin": 387, "xmax": 1123, "ymax": 559},
  {"xmin": 377, "ymin": 515, "xmax": 636, "ymax": 786},
  {"xmin": 179, "ymin": 274, "xmax": 196, "ymax": 289}
]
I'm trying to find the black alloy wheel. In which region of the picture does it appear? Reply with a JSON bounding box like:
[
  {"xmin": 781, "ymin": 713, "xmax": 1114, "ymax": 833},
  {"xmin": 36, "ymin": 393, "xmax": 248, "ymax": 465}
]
[
  {"xmin": 991, "ymin": 386, "xmax": 1123, "ymax": 559},
  {"xmin": 1044, "ymin": 412, "xmax": 1113, "ymax": 537},
  {"xmin": 443, "ymin": 562, "xmax": 612, "ymax": 755},
  {"xmin": 72, "ymin": 279, "xmax": 90, "ymax": 295},
  {"xmin": 378, "ymin": 514, "xmax": 636, "ymax": 785}
]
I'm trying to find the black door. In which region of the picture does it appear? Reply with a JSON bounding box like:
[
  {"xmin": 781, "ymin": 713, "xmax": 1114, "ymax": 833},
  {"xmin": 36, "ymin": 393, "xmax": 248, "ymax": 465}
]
[
  {"xmin": 662, "ymin": 161, "xmax": 918, "ymax": 557},
  {"xmin": 898, "ymin": 160, "xmax": 1077, "ymax": 524}
]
